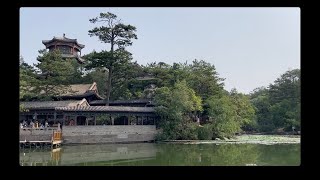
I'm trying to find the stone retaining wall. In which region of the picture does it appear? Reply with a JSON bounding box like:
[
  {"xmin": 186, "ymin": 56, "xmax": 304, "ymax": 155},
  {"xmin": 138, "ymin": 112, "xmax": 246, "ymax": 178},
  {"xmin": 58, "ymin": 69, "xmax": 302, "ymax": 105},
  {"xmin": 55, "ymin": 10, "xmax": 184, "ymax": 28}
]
[
  {"xmin": 62, "ymin": 125, "xmax": 157, "ymax": 144},
  {"xmin": 20, "ymin": 129, "xmax": 55, "ymax": 141}
]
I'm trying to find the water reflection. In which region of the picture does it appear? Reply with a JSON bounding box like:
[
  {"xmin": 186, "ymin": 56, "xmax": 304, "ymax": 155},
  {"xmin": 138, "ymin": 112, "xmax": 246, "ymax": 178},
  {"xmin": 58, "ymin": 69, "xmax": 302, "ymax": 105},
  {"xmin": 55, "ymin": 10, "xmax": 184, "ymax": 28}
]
[
  {"xmin": 151, "ymin": 144, "xmax": 300, "ymax": 166},
  {"xmin": 20, "ymin": 147, "xmax": 62, "ymax": 166},
  {"xmin": 20, "ymin": 143, "xmax": 157, "ymax": 166},
  {"xmin": 19, "ymin": 143, "xmax": 300, "ymax": 166}
]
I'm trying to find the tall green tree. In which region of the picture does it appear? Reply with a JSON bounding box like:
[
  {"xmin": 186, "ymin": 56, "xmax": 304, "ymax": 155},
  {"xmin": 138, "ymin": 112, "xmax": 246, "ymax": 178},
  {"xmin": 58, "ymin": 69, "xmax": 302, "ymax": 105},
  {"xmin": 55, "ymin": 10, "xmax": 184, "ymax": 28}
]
[
  {"xmin": 88, "ymin": 12, "xmax": 137, "ymax": 105},
  {"xmin": 269, "ymin": 69, "xmax": 300, "ymax": 105},
  {"xmin": 84, "ymin": 49, "xmax": 134, "ymax": 100},
  {"xmin": 81, "ymin": 68, "xmax": 108, "ymax": 98},
  {"xmin": 250, "ymin": 87, "xmax": 273, "ymax": 132},
  {"xmin": 206, "ymin": 95, "xmax": 240, "ymax": 139},
  {"xmin": 186, "ymin": 59, "xmax": 225, "ymax": 99},
  {"xmin": 154, "ymin": 80, "xmax": 202, "ymax": 140},
  {"xmin": 268, "ymin": 69, "xmax": 300, "ymax": 131},
  {"xmin": 229, "ymin": 88, "xmax": 256, "ymax": 131},
  {"xmin": 20, "ymin": 56, "xmax": 38, "ymax": 111},
  {"xmin": 250, "ymin": 69, "xmax": 300, "ymax": 132},
  {"xmin": 145, "ymin": 62, "xmax": 175, "ymax": 88},
  {"xmin": 33, "ymin": 49, "xmax": 75, "ymax": 99},
  {"xmin": 66, "ymin": 59, "xmax": 86, "ymax": 84},
  {"xmin": 112, "ymin": 61, "xmax": 145, "ymax": 100},
  {"xmin": 144, "ymin": 60, "xmax": 225, "ymax": 99},
  {"xmin": 20, "ymin": 57, "xmax": 37, "ymax": 99}
]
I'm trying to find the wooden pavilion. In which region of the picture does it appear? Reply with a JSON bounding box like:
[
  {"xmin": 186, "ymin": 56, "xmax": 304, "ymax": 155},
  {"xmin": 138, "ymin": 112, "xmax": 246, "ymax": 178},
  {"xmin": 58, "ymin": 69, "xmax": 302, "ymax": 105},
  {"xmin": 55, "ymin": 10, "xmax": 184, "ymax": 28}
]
[{"xmin": 42, "ymin": 34, "xmax": 85, "ymax": 63}]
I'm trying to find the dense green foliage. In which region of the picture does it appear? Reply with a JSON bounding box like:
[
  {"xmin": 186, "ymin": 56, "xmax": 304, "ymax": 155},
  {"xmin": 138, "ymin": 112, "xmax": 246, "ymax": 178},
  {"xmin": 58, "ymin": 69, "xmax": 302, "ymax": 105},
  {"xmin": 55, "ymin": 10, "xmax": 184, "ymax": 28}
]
[
  {"xmin": 34, "ymin": 50, "xmax": 76, "ymax": 98},
  {"xmin": 20, "ymin": 57, "xmax": 38, "ymax": 99},
  {"xmin": 149, "ymin": 59, "xmax": 257, "ymax": 140},
  {"xmin": 84, "ymin": 50, "xmax": 144, "ymax": 100},
  {"xmin": 20, "ymin": 50, "xmax": 77, "ymax": 101},
  {"xmin": 19, "ymin": 57, "xmax": 38, "ymax": 111},
  {"xmin": 250, "ymin": 69, "xmax": 300, "ymax": 133},
  {"xmin": 206, "ymin": 95, "xmax": 241, "ymax": 139},
  {"xmin": 154, "ymin": 81, "xmax": 202, "ymax": 140},
  {"xmin": 80, "ymin": 68, "xmax": 108, "ymax": 98}
]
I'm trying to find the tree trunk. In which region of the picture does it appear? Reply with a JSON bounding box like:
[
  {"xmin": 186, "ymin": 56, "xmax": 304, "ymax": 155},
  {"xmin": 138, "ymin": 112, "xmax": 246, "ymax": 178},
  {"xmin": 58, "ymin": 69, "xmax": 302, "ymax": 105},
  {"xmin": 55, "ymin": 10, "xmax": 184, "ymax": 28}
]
[
  {"xmin": 106, "ymin": 67, "xmax": 112, "ymax": 105},
  {"xmin": 105, "ymin": 38, "xmax": 114, "ymax": 105}
]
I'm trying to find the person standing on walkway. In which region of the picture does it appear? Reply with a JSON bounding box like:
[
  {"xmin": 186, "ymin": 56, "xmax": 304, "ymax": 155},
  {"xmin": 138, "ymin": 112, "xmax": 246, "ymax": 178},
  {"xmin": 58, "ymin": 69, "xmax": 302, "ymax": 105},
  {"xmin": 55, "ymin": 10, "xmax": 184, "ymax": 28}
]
[
  {"xmin": 30, "ymin": 121, "xmax": 34, "ymax": 128},
  {"xmin": 45, "ymin": 120, "xmax": 49, "ymax": 130},
  {"xmin": 57, "ymin": 122, "xmax": 61, "ymax": 131}
]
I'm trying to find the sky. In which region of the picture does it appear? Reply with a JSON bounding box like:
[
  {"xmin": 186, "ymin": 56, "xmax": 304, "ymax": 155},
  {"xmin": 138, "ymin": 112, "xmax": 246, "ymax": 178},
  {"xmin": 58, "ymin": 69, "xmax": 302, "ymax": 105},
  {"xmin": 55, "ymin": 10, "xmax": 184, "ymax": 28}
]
[{"xmin": 20, "ymin": 7, "xmax": 300, "ymax": 94}]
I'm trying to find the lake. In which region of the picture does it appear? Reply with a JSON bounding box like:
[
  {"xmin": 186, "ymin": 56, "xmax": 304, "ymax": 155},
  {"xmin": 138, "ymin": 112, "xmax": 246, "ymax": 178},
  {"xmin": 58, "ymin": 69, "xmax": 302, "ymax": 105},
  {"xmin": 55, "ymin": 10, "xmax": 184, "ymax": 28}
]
[{"xmin": 19, "ymin": 142, "xmax": 300, "ymax": 166}]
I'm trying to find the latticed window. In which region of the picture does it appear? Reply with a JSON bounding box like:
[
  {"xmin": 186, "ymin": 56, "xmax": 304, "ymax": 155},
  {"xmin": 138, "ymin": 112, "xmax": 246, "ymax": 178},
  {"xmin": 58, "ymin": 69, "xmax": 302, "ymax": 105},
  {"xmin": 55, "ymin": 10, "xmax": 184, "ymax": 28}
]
[{"xmin": 58, "ymin": 45, "xmax": 71, "ymax": 54}]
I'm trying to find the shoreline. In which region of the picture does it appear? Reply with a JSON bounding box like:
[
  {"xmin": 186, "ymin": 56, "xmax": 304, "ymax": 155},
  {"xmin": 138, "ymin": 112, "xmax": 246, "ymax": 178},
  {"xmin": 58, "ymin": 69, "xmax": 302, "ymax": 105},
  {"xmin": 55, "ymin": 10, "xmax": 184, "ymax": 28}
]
[{"xmin": 158, "ymin": 134, "xmax": 301, "ymax": 145}]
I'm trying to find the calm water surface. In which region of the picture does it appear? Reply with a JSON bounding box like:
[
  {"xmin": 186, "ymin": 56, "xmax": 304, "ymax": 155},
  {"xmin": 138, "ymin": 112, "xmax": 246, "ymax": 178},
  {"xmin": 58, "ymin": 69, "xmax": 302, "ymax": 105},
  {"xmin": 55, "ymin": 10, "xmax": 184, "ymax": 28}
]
[{"xmin": 20, "ymin": 143, "xmax": 300, "ymax": 166}]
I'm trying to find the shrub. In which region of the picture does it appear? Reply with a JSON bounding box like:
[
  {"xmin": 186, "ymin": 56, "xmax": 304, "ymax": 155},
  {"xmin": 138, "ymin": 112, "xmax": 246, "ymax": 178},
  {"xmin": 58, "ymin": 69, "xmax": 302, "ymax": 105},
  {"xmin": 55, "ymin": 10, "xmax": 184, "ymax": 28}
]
[{"xmin": 197, "ymin": 124, "xmax": 213, "ymax": 140}]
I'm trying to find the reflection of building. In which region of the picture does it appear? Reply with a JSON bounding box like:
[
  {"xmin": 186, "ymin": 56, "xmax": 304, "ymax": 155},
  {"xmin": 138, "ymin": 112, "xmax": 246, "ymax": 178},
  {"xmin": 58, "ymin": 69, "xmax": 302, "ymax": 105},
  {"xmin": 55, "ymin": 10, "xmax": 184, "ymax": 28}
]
[
  {"xmin": 20, "ymin": 143, "xmax": 157, "ymax": 166},
  {"xmin": 42, "ymin": 34, "xmax": 85, "ymax": 63},
  {"xmin": 20, "ymin": 148, "xmax": 62, "ymax": 166},
  {"xmin": 51, "ymin": 148, "xmax": 62, "ymax": 165}
]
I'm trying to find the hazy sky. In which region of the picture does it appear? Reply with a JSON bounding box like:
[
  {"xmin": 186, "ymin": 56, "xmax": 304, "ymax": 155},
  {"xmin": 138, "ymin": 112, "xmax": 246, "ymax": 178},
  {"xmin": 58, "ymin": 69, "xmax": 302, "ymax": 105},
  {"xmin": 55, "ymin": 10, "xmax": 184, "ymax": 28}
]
[{"xmin": 20, "ymin": 7, "xmax": 300, "ymax": 94}]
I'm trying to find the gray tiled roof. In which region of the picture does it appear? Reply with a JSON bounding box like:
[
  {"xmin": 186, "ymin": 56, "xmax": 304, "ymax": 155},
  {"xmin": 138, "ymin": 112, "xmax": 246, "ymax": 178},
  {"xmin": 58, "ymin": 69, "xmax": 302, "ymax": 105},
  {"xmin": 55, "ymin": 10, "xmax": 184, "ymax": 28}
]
[
  {"xmin": 61, "ymin": 91, "xmax": 104, "ymax": 101},
  {"xmin": 111, "ymin": 99, "xmax": 153, "ymax": 104},
  {"xmin": 60, "ymin": 84, "xmax": 92, "ymax": 96},
  {"xmin": 42, "ymin": 36, "xmax": 85, "ymax": 48},
  {"xmin": 88, "ymin": 100, "xmax": 106, "ymax": 105},
  {"xmin": 55, "ymin": 106, "xmax": 155, "ymax": 113},
  {"xmin": 20, "ymin": 100, "xmax": 84, "ymax": 109},
  {"xmin": 90, "ymin": 99, "xmax": 152, "ymax": 105},
  {"xmin": 28, "ymin": 82, "xmax": 104, "ymax": 100}
]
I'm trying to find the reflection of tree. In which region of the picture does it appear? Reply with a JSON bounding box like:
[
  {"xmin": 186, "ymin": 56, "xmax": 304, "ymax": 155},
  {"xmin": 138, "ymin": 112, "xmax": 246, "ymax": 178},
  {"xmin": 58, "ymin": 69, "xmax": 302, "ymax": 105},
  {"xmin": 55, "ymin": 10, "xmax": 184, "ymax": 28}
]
[
  {"xmin": 206, "ymin": 144, "xmax": 260, "ymax": 165},
  {"xmin": 151, "ymin": 144, "xmax": 260, "ymax": 166},
  {"xmin": 256, "ymin": 144, "xmax": 300, "ymax": 166},
  {"xmin": 152, "ymin": 144, "xmax": 299, "ymax": 166}
]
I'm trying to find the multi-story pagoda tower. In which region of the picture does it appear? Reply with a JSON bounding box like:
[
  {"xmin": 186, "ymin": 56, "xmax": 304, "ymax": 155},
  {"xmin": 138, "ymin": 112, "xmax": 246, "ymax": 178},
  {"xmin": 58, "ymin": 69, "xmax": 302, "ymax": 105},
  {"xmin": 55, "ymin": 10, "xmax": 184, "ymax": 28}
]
[{"xmin": 42, "ymin": 34, "xmax": 85, "ymax": 64}]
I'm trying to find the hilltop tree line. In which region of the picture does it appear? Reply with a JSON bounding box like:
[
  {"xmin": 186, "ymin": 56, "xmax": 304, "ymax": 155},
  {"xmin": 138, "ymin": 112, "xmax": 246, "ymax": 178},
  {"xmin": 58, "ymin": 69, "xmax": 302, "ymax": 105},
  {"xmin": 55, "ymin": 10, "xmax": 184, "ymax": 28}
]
[{"xmin": 20, "ymin": 12, "xmax": 300, "ymax": 139}]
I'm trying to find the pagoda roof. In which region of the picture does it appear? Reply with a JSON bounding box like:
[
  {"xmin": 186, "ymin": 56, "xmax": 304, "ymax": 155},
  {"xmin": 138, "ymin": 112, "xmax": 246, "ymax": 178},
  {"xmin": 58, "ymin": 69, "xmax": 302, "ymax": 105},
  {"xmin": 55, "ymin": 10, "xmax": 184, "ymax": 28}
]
[{"xmin": 42, "ymin": 35, "xmax": 85, "ymax": 49}]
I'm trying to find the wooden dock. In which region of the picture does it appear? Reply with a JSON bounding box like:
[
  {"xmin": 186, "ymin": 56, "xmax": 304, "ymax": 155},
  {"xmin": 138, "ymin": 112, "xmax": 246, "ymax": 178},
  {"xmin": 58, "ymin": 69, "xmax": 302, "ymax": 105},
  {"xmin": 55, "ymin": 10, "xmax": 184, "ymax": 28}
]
[{"xmin": 20, "ymin": 128, "xmax": 63, "ymax": 149}]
